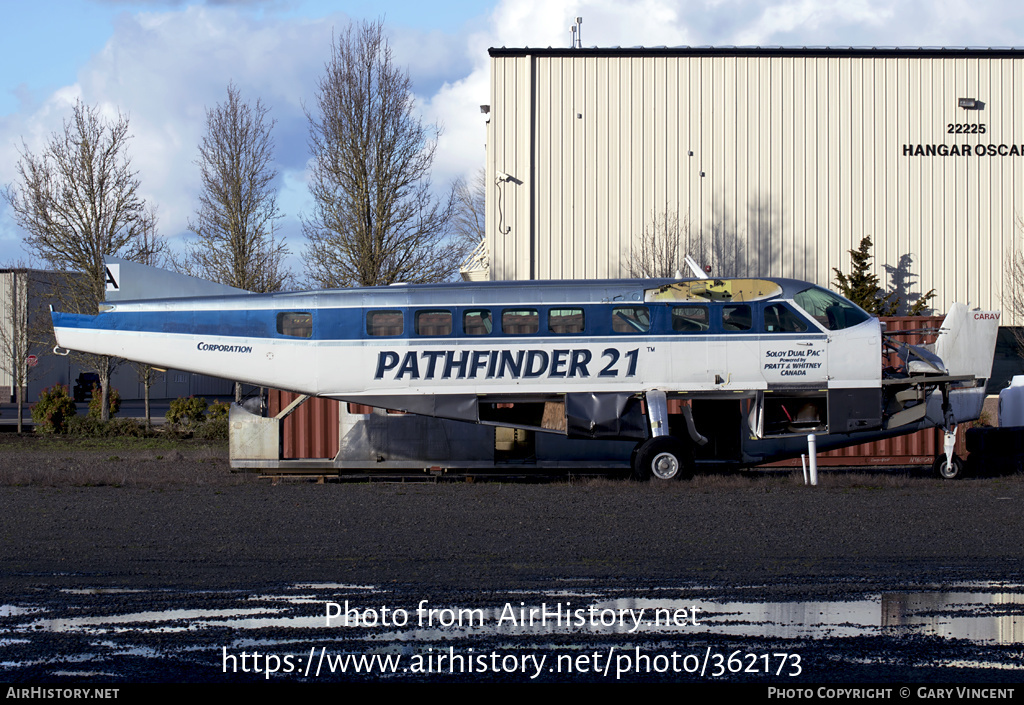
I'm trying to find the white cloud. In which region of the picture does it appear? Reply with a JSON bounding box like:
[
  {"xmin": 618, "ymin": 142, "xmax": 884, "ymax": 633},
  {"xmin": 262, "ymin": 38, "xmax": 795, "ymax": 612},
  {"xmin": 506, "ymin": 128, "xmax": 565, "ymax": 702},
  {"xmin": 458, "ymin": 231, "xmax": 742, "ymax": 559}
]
[
  {"xmin": 0, "ymin": 4, "xmax": 472, "ymax": 261},
  {"xmin": 483, "ymin": 0, "xmax": 690, "ymax": 50},
  {"xmin": 477, "ymin": 0, "xmax": 1024, "ymax": 50},
  {"xmin": 74, "ymin": 7, "xmax": 341, "ymax": 240},
  {"xmin": 4, "ymin": 0, "xmax": 1024, "ymax": 268},
  {"xmin": 424, "ymin": 70, "xmax": 491, "ymax": 186}
]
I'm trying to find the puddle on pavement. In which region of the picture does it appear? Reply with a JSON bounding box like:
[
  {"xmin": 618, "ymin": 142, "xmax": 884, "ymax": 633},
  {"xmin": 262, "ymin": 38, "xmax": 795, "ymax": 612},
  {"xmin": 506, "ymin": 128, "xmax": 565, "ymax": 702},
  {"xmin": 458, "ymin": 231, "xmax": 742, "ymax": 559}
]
[
  {"xmin": 24, "ymin": 608, "xmax": 284, "ymax": 634},
  {"xmin": 4, "ymin": 583, "xmax": 1024, "ymax": 681},
  {"xmin": 4, "ymin": 584, "xmax": 1024, "ymax": 646},
  {"xmin": 882, "ymin": 591, "xmax": 1024, "ymax": 643}
]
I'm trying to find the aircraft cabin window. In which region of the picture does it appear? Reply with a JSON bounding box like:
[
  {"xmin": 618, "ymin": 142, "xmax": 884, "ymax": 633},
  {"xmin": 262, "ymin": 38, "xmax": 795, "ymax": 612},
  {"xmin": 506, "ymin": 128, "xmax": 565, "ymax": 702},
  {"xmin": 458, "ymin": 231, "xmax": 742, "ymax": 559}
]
[
  {"xmin": 671, "ymin": 305, "xmax": 709, "ymax": 332},
  {"xmin": 764, "ymin": 304, "xmax": 808, "ymax": 333},
  {"xmin": 502, "ymin": 309, "xmax": 540, "ymax": 335},
  {"xmin": 723, "ymin": 305, "xmax": 752, "ymax": 331},
  {"xmin": 793, "ymin": 287, "xmax": 872, "ymax": 331},
  {"xmin": 366, "ymin": 309, "xmax": 404, "ymax": 337},
  {"xmin": 463, "ymin": 309, "xmax": 492, "ymax": 335},
  {"xmin": 277, "ymin": 312, "xmax": 312, "ymax": 338},
  {"xmin": 612, "ymin": 306, "xmax": 650, "ymax": 333},
  {"xmin": 549, "ymin": 308, "xmax": 585, "ymax": 334},
  {"xmin": 415, "ymin": 310, "xmax": 453, "ymax": 336}
]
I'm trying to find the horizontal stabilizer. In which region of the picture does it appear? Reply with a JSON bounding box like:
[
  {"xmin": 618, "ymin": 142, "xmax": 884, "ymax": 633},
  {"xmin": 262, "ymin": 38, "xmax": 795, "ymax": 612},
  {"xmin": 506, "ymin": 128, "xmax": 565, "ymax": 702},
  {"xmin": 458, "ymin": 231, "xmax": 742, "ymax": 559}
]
[
  {"xmin": 900, "ymin": 344, "xmax": 946, "ymax": 375},
  {"xmin": 103, "ymin": 256, "xmax": 250, "ymax": 302}
]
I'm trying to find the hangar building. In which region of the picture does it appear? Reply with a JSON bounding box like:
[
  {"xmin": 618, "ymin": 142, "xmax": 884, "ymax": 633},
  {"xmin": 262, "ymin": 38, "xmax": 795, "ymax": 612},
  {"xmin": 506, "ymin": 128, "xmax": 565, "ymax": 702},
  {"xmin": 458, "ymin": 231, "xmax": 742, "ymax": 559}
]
[{"xmin": 480, "ymin": 46, "xmax": 1024, "ymax": 322}]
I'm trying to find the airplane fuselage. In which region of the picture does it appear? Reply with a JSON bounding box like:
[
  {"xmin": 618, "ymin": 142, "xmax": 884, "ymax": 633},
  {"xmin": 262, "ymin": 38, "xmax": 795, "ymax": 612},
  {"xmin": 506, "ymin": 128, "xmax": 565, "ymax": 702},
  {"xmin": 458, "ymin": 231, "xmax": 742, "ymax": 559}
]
[
  {"xmin": 52, "ymin": 277, "xmax": 878, "ymax": 394},
  {"xmin": 51, "ymin": 274, "xmax": 996, "ymax": 476}
]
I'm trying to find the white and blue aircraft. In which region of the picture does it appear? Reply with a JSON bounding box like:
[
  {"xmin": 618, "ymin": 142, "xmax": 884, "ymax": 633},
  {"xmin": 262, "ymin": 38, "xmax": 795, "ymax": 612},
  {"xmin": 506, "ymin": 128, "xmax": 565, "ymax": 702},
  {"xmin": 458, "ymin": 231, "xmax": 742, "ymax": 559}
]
[{"xmin": 50, "ymin": 257, "xmax": 1000, "ymax": 479}]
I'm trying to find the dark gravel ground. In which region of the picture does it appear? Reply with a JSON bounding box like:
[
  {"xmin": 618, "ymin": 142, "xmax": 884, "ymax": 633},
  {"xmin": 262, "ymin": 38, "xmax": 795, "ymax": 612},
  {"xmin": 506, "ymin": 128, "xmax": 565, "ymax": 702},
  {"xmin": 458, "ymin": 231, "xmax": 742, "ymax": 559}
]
[
  {"xmin": 2, "ymin": 438, "xmax": 1024, "ymax": 682},
  {"xmin": 2, "ymin": 447, "xmax": 1024, "ymax": 592}
]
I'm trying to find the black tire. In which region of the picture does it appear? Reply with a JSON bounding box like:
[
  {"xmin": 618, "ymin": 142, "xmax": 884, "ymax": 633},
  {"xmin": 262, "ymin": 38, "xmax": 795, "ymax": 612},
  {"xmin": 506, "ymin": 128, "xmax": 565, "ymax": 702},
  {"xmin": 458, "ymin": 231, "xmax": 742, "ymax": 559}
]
[
  {"xmin": 933, "ymin": 453, "xmax": 964, "ymax": 480},
  {"xmin": 632, "ymin": 436, "xmax": 693, "ymax": 481}
]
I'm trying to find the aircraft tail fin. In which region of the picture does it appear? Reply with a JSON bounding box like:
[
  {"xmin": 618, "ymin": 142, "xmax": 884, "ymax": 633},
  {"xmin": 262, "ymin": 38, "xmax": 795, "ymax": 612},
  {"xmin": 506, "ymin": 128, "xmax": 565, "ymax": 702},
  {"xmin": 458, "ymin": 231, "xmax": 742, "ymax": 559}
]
[
  {"xmin": 928, "ymin": 303, "xmax": 1000, "ymax": 382},
  {"xmin": 103, "ymin": 256, "xmax": 250, "ymax": 302}
]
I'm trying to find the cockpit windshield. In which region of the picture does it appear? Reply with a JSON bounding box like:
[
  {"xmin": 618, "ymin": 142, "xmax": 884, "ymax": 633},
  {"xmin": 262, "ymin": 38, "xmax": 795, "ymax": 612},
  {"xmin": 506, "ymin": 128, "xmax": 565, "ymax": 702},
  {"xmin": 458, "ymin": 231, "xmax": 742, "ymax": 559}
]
[{"xmin": 793, "ymin": 287, "xmax": 871, "ymax": 331}]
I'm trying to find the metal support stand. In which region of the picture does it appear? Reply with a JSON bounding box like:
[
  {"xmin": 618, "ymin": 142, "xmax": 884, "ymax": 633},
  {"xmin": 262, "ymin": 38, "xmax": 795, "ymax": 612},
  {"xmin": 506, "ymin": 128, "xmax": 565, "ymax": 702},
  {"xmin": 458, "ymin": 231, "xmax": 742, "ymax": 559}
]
[
  {"xmin": 646, "ymin": 390, "xmax": 668, "ymax": 438},
  {"xmin": 807, "ymin": 433, "xmax": 818, "ymax": 486}
]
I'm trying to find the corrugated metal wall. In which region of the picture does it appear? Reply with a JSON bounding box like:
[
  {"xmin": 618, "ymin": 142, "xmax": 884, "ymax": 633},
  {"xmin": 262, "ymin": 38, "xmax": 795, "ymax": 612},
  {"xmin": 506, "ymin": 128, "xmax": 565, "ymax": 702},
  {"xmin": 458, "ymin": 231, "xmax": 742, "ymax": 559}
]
[
  {"xmin": 488, "ymin": 48, "xmax": 1024, "ymax": 321},
  {"xmin": 268, "ymin": 390, "xmax": 340, "ymax": 459},
  {"xmin": 765, "ymin": 426, "xmax": 964, "ymax": 468},
  {"xmin": 0, "ymin": 272, "xmax": 21, "ymax": 393}
]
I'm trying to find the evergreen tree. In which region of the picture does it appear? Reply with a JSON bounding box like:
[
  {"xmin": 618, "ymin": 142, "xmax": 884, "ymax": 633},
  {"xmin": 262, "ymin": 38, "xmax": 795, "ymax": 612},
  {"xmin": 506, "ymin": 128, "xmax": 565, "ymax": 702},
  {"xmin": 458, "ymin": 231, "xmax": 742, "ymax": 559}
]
[{"xmin": 833, "ymin": 236, "xmax": 935, "ymax": 316}]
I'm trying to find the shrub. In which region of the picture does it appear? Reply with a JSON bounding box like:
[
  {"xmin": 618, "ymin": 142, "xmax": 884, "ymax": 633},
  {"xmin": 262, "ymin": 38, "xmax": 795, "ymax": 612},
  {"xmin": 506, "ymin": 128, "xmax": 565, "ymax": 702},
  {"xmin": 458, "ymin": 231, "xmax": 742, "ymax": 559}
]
[
  {"xmin": 88, "ymin": 384, "xmax": 121, "ymax": 419},
  {"xmin": 65, "ymin": 414, "xmax": 104, "ymax": 437},
  {"xmin": 103, "ymin": 418, "xmax": 147, "ymax": 437},
  {"xmin": 193, "ymin": 417, "xmax": 229, "ymax": 440},
  {"xmin": 32, "ymin": 385, "xmax": 78, "ymax": 434},
  {"xmin": 968, "ymin": 410, "xmax": 993, "ymax": 429},
  {"xmin": 66, "ymin": 416, "xmax": 148, "ymax": 438},
  {"xmin": 166, "ymin": 396, "xmax": 232, "ymax": 438},
  {"xmin": 207, "ymin": 400, "xmax": 230, "ymax": 421},
  {"xmin": 166, "ymin": 396, "xmax": 209, "ymax": 433}
]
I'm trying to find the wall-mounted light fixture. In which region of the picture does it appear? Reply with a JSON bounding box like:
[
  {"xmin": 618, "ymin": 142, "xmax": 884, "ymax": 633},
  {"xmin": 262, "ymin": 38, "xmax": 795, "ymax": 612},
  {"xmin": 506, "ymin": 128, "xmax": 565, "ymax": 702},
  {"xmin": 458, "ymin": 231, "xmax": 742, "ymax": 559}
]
[
  {"xmin": 480, "ymin": 105, "xmax": 490, "ymax": 114},
  {"xmin": 958, "ymin": 98, "xmax": 978, "ymax": 109}
]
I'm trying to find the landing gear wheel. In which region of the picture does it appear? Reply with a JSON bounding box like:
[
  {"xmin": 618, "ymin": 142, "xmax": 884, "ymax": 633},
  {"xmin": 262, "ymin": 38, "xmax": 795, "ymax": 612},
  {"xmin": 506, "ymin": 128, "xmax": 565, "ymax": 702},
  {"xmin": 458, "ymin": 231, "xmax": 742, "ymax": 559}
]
[
  {"xmin": 631, "ymin": 436, "xmax": 693, "ymax": 481},
  {"xmin": 933, "ymin": 453, "xmax": 964, "ymax": 480}
]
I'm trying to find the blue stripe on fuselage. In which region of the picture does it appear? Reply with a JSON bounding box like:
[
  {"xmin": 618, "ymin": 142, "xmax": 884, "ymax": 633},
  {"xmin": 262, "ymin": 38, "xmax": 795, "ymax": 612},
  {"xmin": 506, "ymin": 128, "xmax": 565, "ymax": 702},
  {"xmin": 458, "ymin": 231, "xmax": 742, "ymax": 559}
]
[
  {"xmin": 52, "ymin": 309, "xmax": 308, "ymax": 339},
  {"xmin": 52, "ymin": 301, "xmax": 825, "ymax": 341}
]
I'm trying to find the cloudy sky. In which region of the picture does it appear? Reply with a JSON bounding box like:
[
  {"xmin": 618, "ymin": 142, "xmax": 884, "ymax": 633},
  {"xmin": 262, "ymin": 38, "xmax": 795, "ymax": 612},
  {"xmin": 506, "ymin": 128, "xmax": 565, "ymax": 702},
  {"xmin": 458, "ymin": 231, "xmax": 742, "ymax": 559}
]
[{"xmin": 2, "ymin": 0, "xmax": 1023, "ymax": 279}]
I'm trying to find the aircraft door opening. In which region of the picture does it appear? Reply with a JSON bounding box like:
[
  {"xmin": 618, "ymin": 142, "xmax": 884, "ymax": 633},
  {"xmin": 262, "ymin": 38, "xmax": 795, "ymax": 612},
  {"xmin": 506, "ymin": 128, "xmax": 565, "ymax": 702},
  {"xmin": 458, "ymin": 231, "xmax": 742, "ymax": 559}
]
[
  {"xmin": 687, "ymin": 399, "xmax": 744, "ymax": 463},
  {"xmin": 757, "ymin": 390, "xmax": 829, "ymax": 437}
]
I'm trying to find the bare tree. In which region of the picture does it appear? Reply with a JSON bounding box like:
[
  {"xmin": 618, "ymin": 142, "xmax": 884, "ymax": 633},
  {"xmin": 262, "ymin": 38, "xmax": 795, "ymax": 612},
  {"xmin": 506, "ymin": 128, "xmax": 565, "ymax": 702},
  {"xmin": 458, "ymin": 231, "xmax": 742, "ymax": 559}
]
[
  {"xmin": 627, "ymin": 209, "xmax": 747, "ymax": 279},
  {"xmin": 301, "ymin": 19, "xmax": 459, "ymax": 288},
  {"xmin": 185, "ymin": 82, "xmax": 288, "ymax": 293},
  {"xmin": 3, "ymin": 101, "xmax": 159, "ymax": 421},
  {"xmin": 451, "ymin": 167, "xmax": 487, "ymax": 279},
  {"xmin": 0, "ymin": 264, "xmax": 35, "ymax": 433},
  {"xmin": 628, "ymin": 210, "xmax": 695, "ymax": 278},
  {"xmin": 1006, "ymin": 221, "xmax": 1024, "ymax": 353},
  {"xmin": 185, "ymin": 84, "xmax": 288, "ymax": 404},
  {"xmin": 130, "ymin": 208, "xmax": 170, "ymax": 428},
  {"xmin": 452, "ymin": 167, "xmax": 486, "ymax": 252}
]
